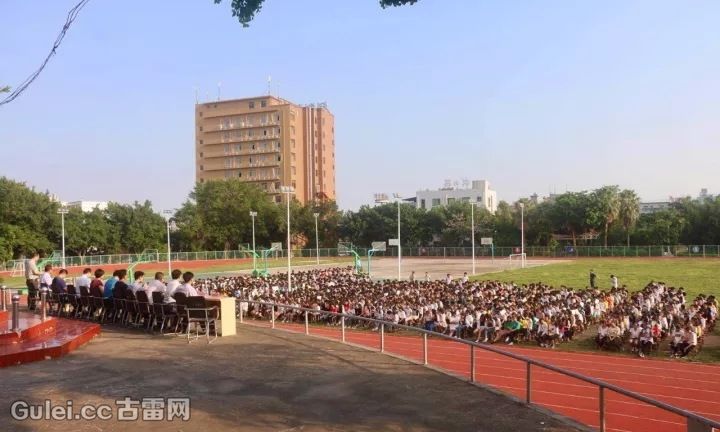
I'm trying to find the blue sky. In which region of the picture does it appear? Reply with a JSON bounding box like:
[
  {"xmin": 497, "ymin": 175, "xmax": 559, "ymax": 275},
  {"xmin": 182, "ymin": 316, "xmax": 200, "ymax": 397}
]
[{"xmin": 1, "ymin": 0, "xmax": 719, "ymax": 210}]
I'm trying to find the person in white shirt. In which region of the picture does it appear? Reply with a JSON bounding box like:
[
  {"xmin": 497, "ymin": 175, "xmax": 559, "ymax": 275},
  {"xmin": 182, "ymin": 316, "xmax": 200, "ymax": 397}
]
[
  {"xmin": 669, "ymin": 326, "xmax": 685, "ymax": 357},
  {"xmin": 610, "ymin": 275, "xmax": 619, "ymax": 289},
  {"xmin": 75, "ymin": 268, "xmax": 92, "ymax": 291},
  {"xmin": 165, "ymin": 269, "xmax": 183, "ymax": 302},
  {"xmin": 175, "ymin": 271, "xmax": 200, "ymax": 297},
  {"xmin": 144, "ymin": 272, "xmax": 167, "ymax": 304},
  {"xmin": 424, "ymin": 272, "xmax": 431, "ymax": 282},
  {"xmin": 462, "ymin": 272, "xmax": 469, "ymax": 283},
  {"xmin": 445, "ymin": 274, "xmax": 452, "ymax": 284},
  {"xmin": 129, "ymin": 271, "xmax": 146, "ymax": 295},
  {"xmin": 40, "ymin": 264, "xmax": 54, "ymax": 290}
]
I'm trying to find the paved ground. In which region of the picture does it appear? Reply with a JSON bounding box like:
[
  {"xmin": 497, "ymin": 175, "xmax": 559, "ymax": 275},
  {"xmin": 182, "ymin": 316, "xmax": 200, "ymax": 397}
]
[{"xmin": 0, "ymin": 325, "xmax": 577, "ymax": 432}]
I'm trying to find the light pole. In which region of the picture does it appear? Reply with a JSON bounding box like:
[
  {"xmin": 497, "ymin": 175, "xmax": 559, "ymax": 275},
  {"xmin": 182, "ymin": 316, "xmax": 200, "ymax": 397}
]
[
  {"xmin": 519, "ymin": 202, "xmax": 525, "ymax": 269},
  {"xmin": 57, "ymin": 207, "xmax": 69, "ymax": 268},
  {"xmin": 393, "ymin": 193, "xmax": 402, "ymax": 280},
  {"xmin": 313, "ymin": 212, "xmax": 320, "ymax": 265},
  {"xmin": 163, "ymin": 210, "xmax": 173, "ymax": 276},
  {"xmin": 470, "ymin": 201, "xmax": 476, "ymax": 275},
  {"xmin": 249, "ymin": 211, "xmax": 257, "ymax": 271},
  {"xmin": 280, "ymin": 186, "xmax": 295, "ymax": 291}
]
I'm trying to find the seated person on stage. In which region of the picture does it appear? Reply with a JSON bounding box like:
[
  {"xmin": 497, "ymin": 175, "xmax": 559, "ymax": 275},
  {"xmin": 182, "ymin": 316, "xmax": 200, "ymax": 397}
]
[
  {"xmin": 165, "ymin": 269, "xmax": 183, "ymax": 302},
  {"xmin": 103, "ymin": 270, "xmax": 118, "ymax": 299},
  {"xmin": 51, "ymin": 269, "xmax": 69, "ymax": 294},
  {"xmin": 40, "ymin": 264, "xmax": 53, "ymax": 290},
  {"xmin": 144, "ymin": 272, "xmax": 167, "ymax": 303},
  {"xmin": 175, "ymin": 271, "xmax": 199, "ymax": 297},
  {"xmin": 91, "ymin": 268, "xmax": 106, "ymax": 293},
  {"xmin": 129, "ymin": 271, "xmax": 146, "ymax": 295},
  {"xmin": 74, "ymin": 268, "xmax": 92, "ymax": 297}
]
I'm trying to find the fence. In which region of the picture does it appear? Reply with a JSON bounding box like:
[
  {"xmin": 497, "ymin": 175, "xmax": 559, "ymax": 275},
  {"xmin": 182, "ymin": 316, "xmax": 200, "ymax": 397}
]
[
  {"xmin": 4, "ymin": 244, "xmax": 720, "ymax": 272},
  {"xmin": 239, "ymin": 300, "xmax": 720, "ymax": 432}
]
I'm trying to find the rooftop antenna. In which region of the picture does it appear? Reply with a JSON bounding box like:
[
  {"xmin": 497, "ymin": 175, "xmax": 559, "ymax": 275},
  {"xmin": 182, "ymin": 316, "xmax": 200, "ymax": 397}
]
[
  {"xmin": 217, "ymin": 82, "xmax": 222, "ymax": 101},
  {"xmin": 267, "ymin": 75, "xmax": 272, "ymax": 95}
]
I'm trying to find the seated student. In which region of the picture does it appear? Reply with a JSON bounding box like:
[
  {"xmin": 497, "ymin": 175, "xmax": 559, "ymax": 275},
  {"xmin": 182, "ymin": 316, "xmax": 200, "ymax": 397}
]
[
  {"xmin": 679, "ymin": 325, "xmax": 698, "ymax": 358},
  {"xmin": 499, "ymin": 316, "xmax": 522, "ymax": 345},
  {"xmin": 144, "ymin": 272, "xmax": 166, "ymax": 303},
  {"xmin": 605, "ymin": 321, "xmax": 623, "ymax": 350},
  {"xmin": 113, "ymin": 270, "xmax": 129, "ymax": 298},
  {"xmin": 40, "ymin": 264, "xmax": 54, "ymax": 290},
  {"xmin": 595, "ymin": 320, "xmax": 609, "ymax": 348},
  {"xmin": 91, "ymin": 269, "xmax": 106, "ymax": 293},
  {"xmin": 51, "ymin": 269, "xmax": 69, "ymax": 294},
  {"xmin": 165, "ymin": 269, "xmax": 183, "ymax": 302},
  {"xmin": 129, "ymin": 271, "xmax": 145, "ymax": 295},
  {"xmin": 669, "ymin": 325, "xmax": 685, "ymax": 358},
  {"xmin": 423, "ymin": 309, "xmax": 436, "ymax": 332},
  {"xmin": 638, "ymin": 323, "xmax": 654, "ymax": 358},
  {"xmin": 75, "ymin": 268, "xmax": 92, "ymax": 294},
  {"xmin": 628, "ymin": 322, "xmax": 642, "ymax": 353},
  {"xmin": 175, "ymin": 271, "xmax": 199, "ymax": 297},
  {"xmin": 103, "ymin": 270, "xmax": 119, "ymax": 299}
]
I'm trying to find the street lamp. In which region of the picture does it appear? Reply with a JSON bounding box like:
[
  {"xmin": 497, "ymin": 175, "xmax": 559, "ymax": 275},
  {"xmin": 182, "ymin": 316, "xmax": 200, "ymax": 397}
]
[
  {"xmin": 163, "ymin": 210, "xmax": 174, "ymax": 276},
  {"xmin": 280, "ymin": 186, "xmax": 295, "ymax": 291},
  {"xmin": 470, "ymin": 201, "xmax": 476, "ymax": 275},
  {"xmin": 519, "ymin": 202, "xmax": 526, "ymax": 269},
  {"xmin": 249, "ymin": 211, "xmax": 257, "ymax": 271},
  {"xmin": 57, "ymin": 207, "xmax": 69, "ymax": 268},
  {"xmin": 313, "ymin": 212, "xmax": 320, "ymax": 265},
  {"xmin": 393, "ymin": 193, "xmax": 403, "ymax": 280}
]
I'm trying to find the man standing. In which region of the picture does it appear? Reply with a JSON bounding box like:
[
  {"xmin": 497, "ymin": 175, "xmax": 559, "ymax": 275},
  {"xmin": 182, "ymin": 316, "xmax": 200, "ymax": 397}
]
[
  {"xmin": 24, "ymin": 252, "xmax": 41, "ymax": 310},
  {"xmin": 589, "ymin": 270, "xmax": 597, "ymax": 289},
  {"xmin": 610, "ymin": 274, "xmax": 619, "ymax": 289}
]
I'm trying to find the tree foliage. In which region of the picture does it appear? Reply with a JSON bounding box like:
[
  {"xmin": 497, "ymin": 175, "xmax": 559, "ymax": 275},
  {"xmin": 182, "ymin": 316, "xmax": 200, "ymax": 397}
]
[{"xmin": 213, "ymin": 0, "xmax": 420, "ymax": 27}]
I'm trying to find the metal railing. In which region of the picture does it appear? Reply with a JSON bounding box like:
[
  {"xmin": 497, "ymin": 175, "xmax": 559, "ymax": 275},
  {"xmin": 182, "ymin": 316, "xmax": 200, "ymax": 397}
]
[{"xmin": 238, "ymin": 300, "xmax": 720, "ymax": 432}]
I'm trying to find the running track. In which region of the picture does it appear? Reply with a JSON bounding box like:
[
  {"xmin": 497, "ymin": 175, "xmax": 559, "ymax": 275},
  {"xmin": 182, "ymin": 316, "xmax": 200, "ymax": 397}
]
[{"xmin": 246, "ymin": 321, "xmax": 720, "ymax": 432}]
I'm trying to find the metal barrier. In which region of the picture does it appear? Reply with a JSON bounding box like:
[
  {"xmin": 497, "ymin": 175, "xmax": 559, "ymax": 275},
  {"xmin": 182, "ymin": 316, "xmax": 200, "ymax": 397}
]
[{"xmin": 239, "ymin": 300, "xmax": 720, "ymax": 432}]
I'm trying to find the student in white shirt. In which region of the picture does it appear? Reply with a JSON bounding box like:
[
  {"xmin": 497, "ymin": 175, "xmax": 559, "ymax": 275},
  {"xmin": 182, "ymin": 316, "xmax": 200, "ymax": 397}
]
[
  {"xmin": 165, "ymin": 269, "xmax": 183, "ymax": 302},
  {"xmin": 175, "ymin": 271, "xmax": 200, "ymax": 297},
  {"xmin": 144, "ymin": 272, "xmax": 167, "ymax": 303},
  {"xmin": 129, "ymin": 271, "xmax": 146, "ymax": 295},
  {"xmin": 75, "ymin": 268, "xmax": 92, "ymax": 291}
]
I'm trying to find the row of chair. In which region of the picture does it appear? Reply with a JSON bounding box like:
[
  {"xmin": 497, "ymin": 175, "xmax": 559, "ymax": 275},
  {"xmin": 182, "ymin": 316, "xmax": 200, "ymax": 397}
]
[{"xmin": 44, "ymin": 285, "xmax": 219, "ymax": 343}]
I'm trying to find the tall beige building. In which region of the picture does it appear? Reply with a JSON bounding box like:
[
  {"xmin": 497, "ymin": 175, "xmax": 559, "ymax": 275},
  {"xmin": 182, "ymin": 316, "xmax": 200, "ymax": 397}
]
[{"xmin": 195, "ymin": 96, "xmax": 336, "ymax": 204}]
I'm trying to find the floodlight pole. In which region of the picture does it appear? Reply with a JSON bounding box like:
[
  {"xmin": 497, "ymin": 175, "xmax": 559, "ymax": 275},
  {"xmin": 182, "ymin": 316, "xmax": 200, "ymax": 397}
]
[
  {"xmin": 250, "ymin": 211, "xmax": 257, "ymax": 271},
  {"xmin": 280, "ymin": 186, "xmax": 295, "ymax": 291},
  {"xmin": 163, "ymin": 210, "xmax": 174, "ymax": 276},
  {"xmin": 313, "ymin": 212, "xmax": 320, "ymax": 265},
  {"xmin": 520, "ymin": 202, "xmax": 525, "ymax": 269},
  {"xmin": 57, "ymin": 207, "xmax": 69, "ymax": 268},
  {"xmin": 471, "ymin": 202, "xmax": 475, "ymax": 275}
]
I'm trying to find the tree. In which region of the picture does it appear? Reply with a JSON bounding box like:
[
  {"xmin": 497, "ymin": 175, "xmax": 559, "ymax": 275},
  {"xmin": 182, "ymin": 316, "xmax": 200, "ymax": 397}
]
[
  {"xmin": 589, "ymin": 186, "xmax": 620, "ymax": 247},
  {"xmin": 105, "ymin": 201, "xmax": 166, "ymax": 253},
  {"xmin": 618, "ymin": 189, "xmax": 641, "ymax": 246},
  {"xmin": 1, "ymin": 86, "xmax": 9, "ymax": 93},
  {"xmin": 213, "ymin": 0, "xmax": 420, "ymax": 27},
  {"xmin": 63, "ymin": 208, "xmax": 115, "ymax": 256}
]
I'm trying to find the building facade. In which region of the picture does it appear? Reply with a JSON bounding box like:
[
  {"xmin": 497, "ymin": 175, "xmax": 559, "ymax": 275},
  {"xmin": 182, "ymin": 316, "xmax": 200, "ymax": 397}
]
[
  {"xmin": 195, "ymin": 96, "xmax": 336, "ymax": 204},
  {"xmin": 416, "ymin": 180, "xmax": 497, "ymax": 213},
  {"xmin": 63, "ymin": 201, "xmax": 108, "ymax": 212}
]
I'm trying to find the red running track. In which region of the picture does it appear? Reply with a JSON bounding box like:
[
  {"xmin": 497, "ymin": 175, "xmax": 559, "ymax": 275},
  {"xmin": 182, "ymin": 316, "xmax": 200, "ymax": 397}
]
[{"xmin": 249, "ymin": 321, "xmax": 720, "ymax": 432}]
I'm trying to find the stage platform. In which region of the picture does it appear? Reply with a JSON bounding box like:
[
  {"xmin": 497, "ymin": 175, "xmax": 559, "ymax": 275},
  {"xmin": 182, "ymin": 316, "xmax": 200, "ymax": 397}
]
[{"xmin": 1, "ymin": 311, "xmax": 100, "ymax": 367}]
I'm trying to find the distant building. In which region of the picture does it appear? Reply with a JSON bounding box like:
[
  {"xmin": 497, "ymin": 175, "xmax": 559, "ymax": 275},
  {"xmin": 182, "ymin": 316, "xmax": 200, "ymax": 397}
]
[
  {"xmin": 195, "ymin": 95, "xmax": 336, "ymax": 204},
  {"xmin": 64, "ymin": 201, "xmax": 108, "ymax": 212},
  {"xmin": 416, "ymin": 180, "xmax": 497, "ymax": 213},
  {"xmin": 639, "ymin": 201, "xmax": 671, "ymax": 214}
]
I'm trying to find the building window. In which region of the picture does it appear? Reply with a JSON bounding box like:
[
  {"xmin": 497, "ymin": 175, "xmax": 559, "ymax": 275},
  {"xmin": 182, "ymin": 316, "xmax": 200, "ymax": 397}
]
[
  {"xmin": 250, "ymin": 170, "xmax": 255, "ymax": 178},
  {"xmin": 224, "ymin": 144, "xmax": 229, "ymax": 155},
  {"xmin": 199, "ymin": 126, "xmax": 203, "ymax": 132},
  {"xmin": 200, "ymin": 178, "xmax": 204, "ymax": 183},
  {"xmin": 461, "ymin": 197, "xmax": 470, "ymax": 202},
  {"xmin": 199, "ymin": 112, "xmax": 203, "ymax": 117},
  {"xmin": 199, "ymin": 152, "xmax": 203, "ymax": 157},
  {"xmin": 275, "ymin": 195, "xmax": 282, "ymax": 203},
  {"xmin": 432, "ymin": 198, "xmax": 441, "ymax": 207},
  {"xmin": 234, "ymin": 144, "xmax": 241, "ymax": 153},
  {"xmin": 276, "ymin": 114, "xmax": 280, "ymax": 121},
  {"xmin": 447, "ymin": 197, "xmax": 456, "ymax": 204},
  {"xmin": 238, "ymin": 171, "xmax": 242, "ymax": 177},
  {"xmin": 291, "ymin": 166, "xmax": 296, "ymax": 175},
  {"xmin": 291, "ymin": 139, "xmax": 295, "ymax": 148},
  {"xmin": 200, "ymin": 165, "xmax": 204, "ymax": 171},
  {"xmin": 263, "ymin": 129, "xmax": 267, "ymax": 136},
  {"xmin": 291, "ymin": 152, "xmax": 296, "ymax": 162},
  {"xmin": 277, "ymin": 155, "xmax": 282, "ymax": 162},
  {"xmin": 249, "ymin": 101, "xmax": 255, "ymax": 109},
  {"xmin": 420, "ymin": 199, "xmax": 426, "ymax": 209},
  {"xmin": 261, "ymin": 100, "xmax": 267, "ymax": 108},
  {"xmin": 225, "ymin": 159, "xmax": 231, "ymax": 168},
  {"xmin": 199, "ymin": 139, "xmax": 203, "ymax": 145}
]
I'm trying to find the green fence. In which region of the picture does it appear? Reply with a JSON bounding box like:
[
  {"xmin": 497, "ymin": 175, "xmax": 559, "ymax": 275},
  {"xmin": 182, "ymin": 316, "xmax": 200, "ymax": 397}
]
[{"xmin": 4, "ymin": 245, "xmax": 720, "ymax": 272}]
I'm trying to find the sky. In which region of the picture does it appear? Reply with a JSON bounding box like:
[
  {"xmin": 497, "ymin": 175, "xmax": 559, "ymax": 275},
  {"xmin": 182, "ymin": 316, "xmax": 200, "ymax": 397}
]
[{"xmin": 1, "ymin": 0, "xmax": 719, "ymax": 211}]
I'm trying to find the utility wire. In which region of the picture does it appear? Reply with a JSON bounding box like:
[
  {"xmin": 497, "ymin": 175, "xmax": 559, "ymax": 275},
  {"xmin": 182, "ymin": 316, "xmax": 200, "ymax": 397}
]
[{"xmin": 0, "ymin": 0, "xmax": 91, "ymax": 107}]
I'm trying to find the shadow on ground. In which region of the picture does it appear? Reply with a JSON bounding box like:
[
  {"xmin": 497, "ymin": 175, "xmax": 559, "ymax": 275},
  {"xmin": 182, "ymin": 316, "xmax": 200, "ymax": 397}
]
[{"xmin": 0, "ymin": 325, "xmax": 578, "ymax": 432}]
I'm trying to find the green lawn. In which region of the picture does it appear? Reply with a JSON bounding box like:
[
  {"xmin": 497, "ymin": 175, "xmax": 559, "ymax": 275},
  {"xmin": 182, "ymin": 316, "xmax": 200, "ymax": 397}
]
[{"xmin": 481, "ymin": 257, "xmax": 720, "ymax": 299}]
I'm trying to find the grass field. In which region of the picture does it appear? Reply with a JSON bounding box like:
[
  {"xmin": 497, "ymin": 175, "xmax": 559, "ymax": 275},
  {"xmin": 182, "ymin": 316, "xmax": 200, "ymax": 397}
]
[{"xmin": 483, "ymin": 257, "xmax": 720, "ymax": 299}]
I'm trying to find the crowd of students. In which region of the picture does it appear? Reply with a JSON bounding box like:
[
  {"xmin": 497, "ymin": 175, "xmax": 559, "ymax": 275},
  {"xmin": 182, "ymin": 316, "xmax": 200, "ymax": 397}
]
[
  {"xmin": 594, "ymin": 282, "xmax": 717, "ymax": 358},
  {"xmin": 197, "ymin": 267, "xmax": 641, "ymax": 351}
]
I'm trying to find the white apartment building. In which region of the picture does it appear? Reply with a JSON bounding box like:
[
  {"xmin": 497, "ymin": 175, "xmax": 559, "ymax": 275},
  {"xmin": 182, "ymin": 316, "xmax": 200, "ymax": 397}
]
[
  {"xmin": 416, "ymin": 180, "xmax": 497, "ymax": 213},
  {"xmin": 63, "ymin": 201, "xmax": 108, "ymax": 212}
]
